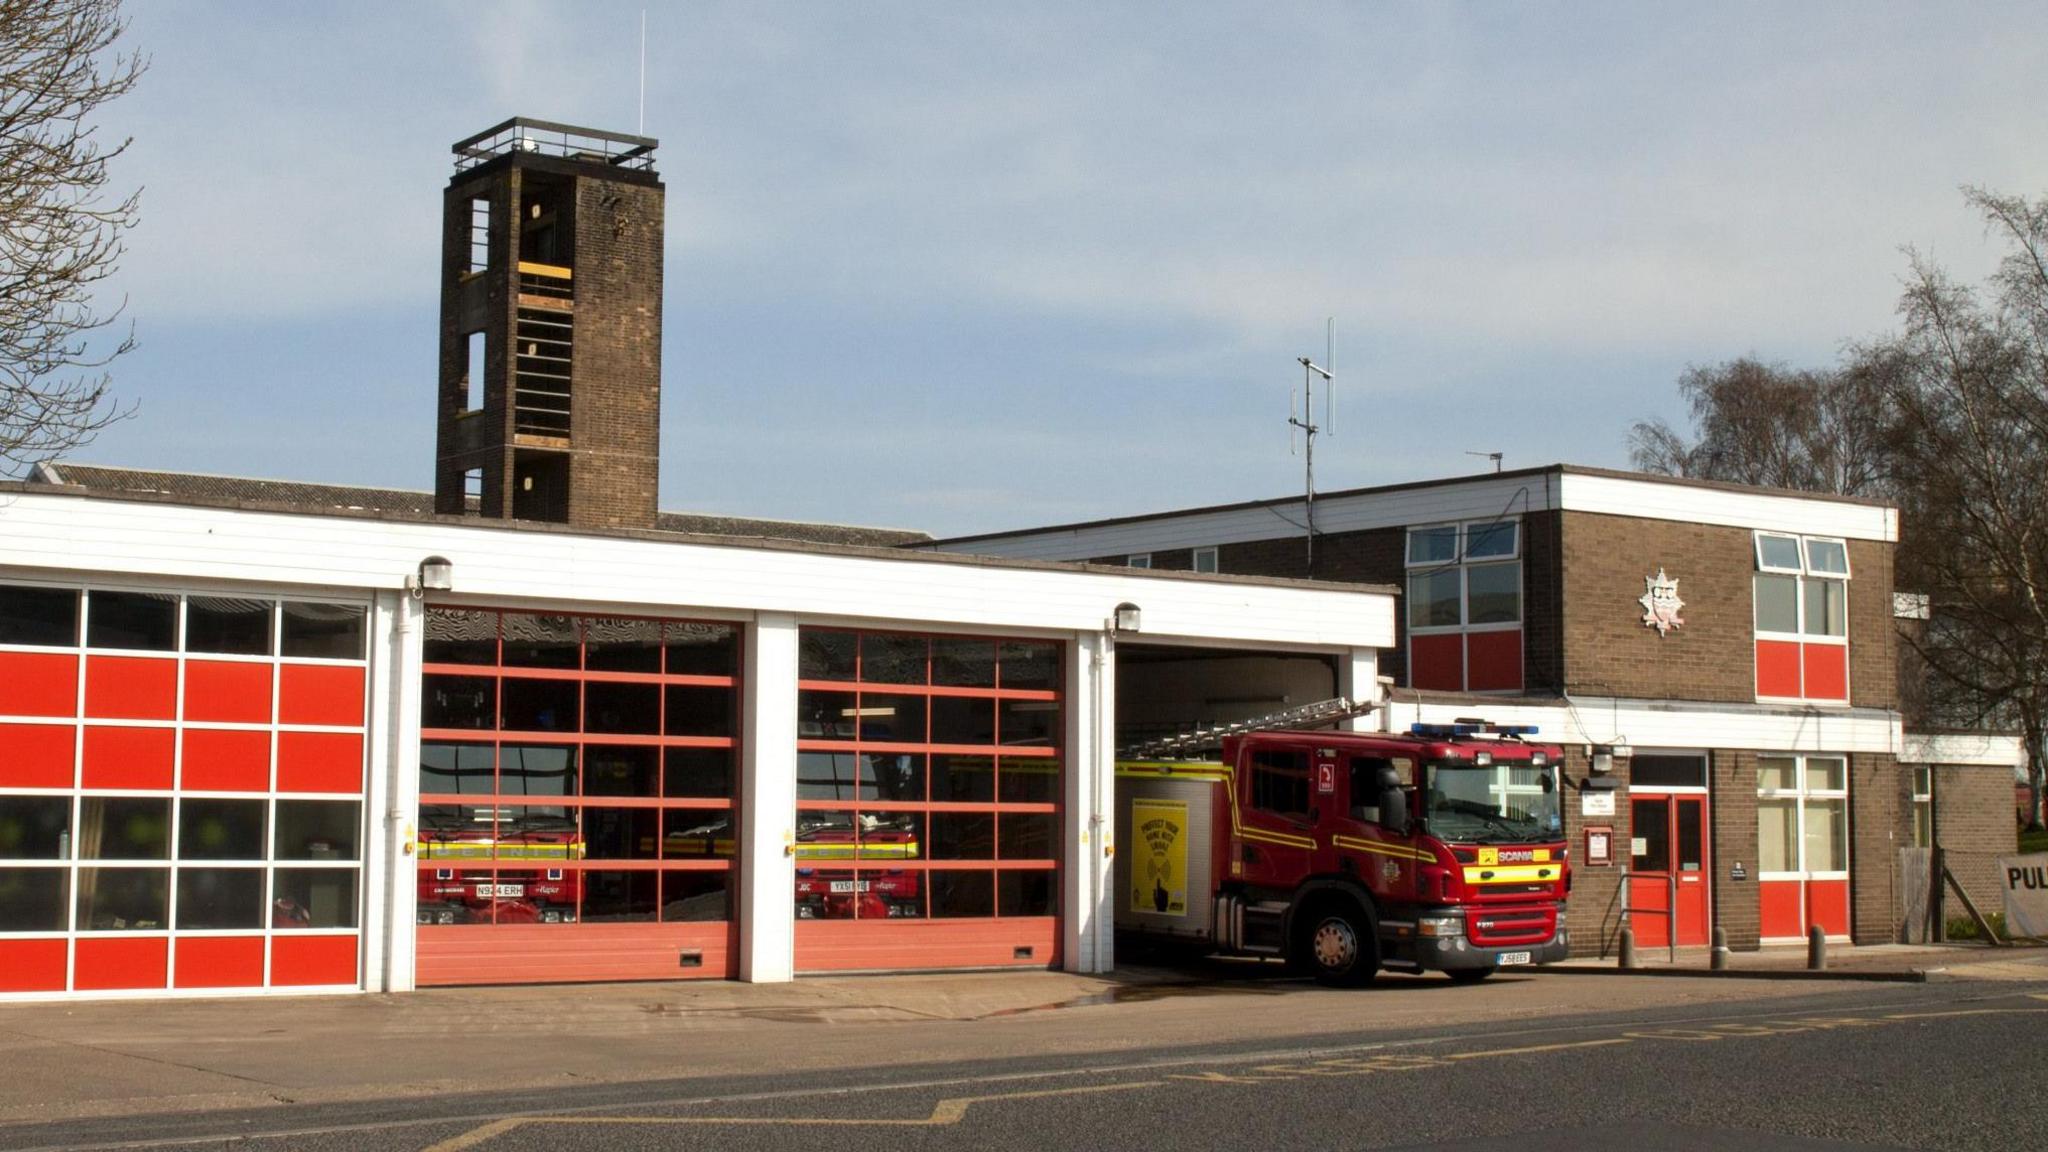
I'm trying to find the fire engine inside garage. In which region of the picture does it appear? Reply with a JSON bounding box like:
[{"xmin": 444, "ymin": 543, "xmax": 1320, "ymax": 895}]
[{"xmin": 0, "ymin": 486, "xmax": 1395, "ymax": 999}]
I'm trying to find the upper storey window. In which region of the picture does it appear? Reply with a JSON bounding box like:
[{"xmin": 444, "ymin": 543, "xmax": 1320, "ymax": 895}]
[
  {"xmin": 1754, "ymin": 533, "xmax": 1849, "ymax": 702},
  {"xmin": 1405, "ymin": 519, "xmax": 1522, "ymax": 693}
]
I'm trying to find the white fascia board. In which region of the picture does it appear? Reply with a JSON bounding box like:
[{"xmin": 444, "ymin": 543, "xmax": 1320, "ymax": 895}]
[
  {"xmin": 1900, "ymin": 732, "xmax": 2025, "ymax": 768},
  {"xmin": 925, "ymin": 473, "xmax": 1557, "ymax": 560},
  {"xmin": 1386, "ymin": 696, "xmax": 1901, "ymax": 755},
  {"xmin": 1556, "ymin": 474, "xmax": 1896, "ymax": 542},
  {"xmin": 0, "ymin": 493, "xmax": 1393, "ymax": 651}
]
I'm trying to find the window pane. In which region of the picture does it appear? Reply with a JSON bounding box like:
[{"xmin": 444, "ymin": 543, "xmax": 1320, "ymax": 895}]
[
  {"xmin": 798, "ymin": 690, "xmax": 857, "ymax": 740},
  {"xmin": 1754, "ymin": 574, "xmax": 1798, "ymax": 633},
  {"xmin": 662, "ymin": 871, "xmax": 730, "ymax": 922},
  {"xmin": 178, "ymin": 799, "xmax": 265, "ymax": 860},
  {"xmin": 867, "ymin": 753, "xmax": 925, "ymax": 803},
  {"xmin": 1803, "ymin": 579, "xmax": 1846, "ymax": 638},
  {"xmin": 1467, "ymin": 562, "xmax": 1521, "ymax": 624},
  {"xmin": 0, "ymin": 868, "xmax": 68, "ymax": 930},
  {"xmin": 1805, "ymin": 757, "xmax": 1845, "ymax": 793},
  {"xmin": 931, "ymin": 870, "xmax": 995, "ymax": 918},
  {"xmin": 272, "ymin": 868, "xmax": 358, "ymax": 928},
  {"xmin": 930, "ymin": 811, "xmax": 995, "ymax": 860},
  {"xmin": 1465, "ymin": 521, "xmax": 1518, "ymax": 559},
  {"xmin": 931, "ymin": 696, "xmax": 996, "ymax": 745},
  {"xmin": 79, "ymin": 797, "xmax": 170, "ymax": 858},
  {"xmin": 1249, "ymin": 749, "xmax": 1311, "ymax": 818},
  {"xmin": 1631, "ymin": 755, "xmax": 1707, "ymax": 789},
  {"xmin": 1000, "ymin": 870, "xmax": 1056, "ymax": 917},
  {"xmin": 0, "ymin": 796, "xmax": 70, "ymax": 859},
  {"xmin": 0, "ymin": 585, "xmax": 78, "ymax": 646},
  {"xmin": 998, "ymin": 699, "xmax": 1058, "ymax": 748},
  {"xmin": 500, "ymin": 614, "xmax": 579, "ymax": 669},
  {"xmin": 1757, "ymin": 533, "xmax": 1803, "ymax": 571},
  {"xmin": 86, "ymin": 590, "xmax": 177, "ymax": 650},
  {"xmin": 584, "ymin": 746, "xmax": 659, "ymax": 797},
  {"xmin": 501, "ymin": 678, "xmax": 578, "ymax": 731},
  {"xmin": 421, "ymin": 741, "xmax": 494, "ymax": 794},
  {"xmin": 664, "ymin": 747, "xmax": 733, "ymax": 799},
  {"xmin": 583, "ymin": 870, "xmax": 657, "ymax": 922},
  {"xmin": 584, "ymin": 681, "xmax": 659, "ymax": 734},
  {"xmin": 185, "ymin": 598, "xmax": 273, "ymax": 656},
  {"xmin": 1757, "ymin": 798, "xmax": 1797, "ymax": 872},
  {"xmin": 583, "ymin": 617, "xmax": 661, "ymax": 672},
  {"xmin": 798, "ymin": 751, "xmax": 862, "ymax": 801},
  {"xmin": 281, "ymin": 602, "xmax": 366, "ymax": 659},
  {"xmin": 274, "ymin": 801, "xmax": 361, "ymax": 860},
  {"xmin": 854, "ymin": 693, "xmax": 925, "ymax": 743},
  {"xmin": 933, "ymin": 639, "xmax": 997, "ymax": 688},
  {"xmin": 500, "ymin": 745, "xmax": 577, "ymax": 797},
  {"xmin": 77, "ymin": 867, "xmax": 167, "ymax": 929},
  {"xmin": 1804, "ymin": 538, "xmax": 1849, "ymax": 576},
  {"xmin": 999, "ymin": 758, "xmax": 1058, "ymax": 803},
  {"xmin": 1757, "ymin": 757, "xmax": 1798, "ymax": 792},
  {"xmin": 999, "ymin": 812, "xmax": 1057, "ymax": 860},
  {"xmin": 493, "ymin": 806, "xmax": 580, "ymax": 862},
  {"xmin": 423, "ymin": 608, "xmax": 497, "ymax": 665},
  {"xmin": 933, "ymin": 754, "xmax": 994, "ymax": 802},
  {"xmin": 1408, "ymin": 569, "xmax": 1462, "ymax": 628},
  {"xmin": 423, "ymin": 675, "xmax": 496, "ymax": 729},
  {"xmin": 583, "ymin": 808, "xmax": 658, "ymax": 860},
  {"xmin": 1913, "ymin": 766, "xmax": 1933, "ymax": 797},
  {"xmin": 1408, "ymin": 525, "xmax": 1458, "ymax": 565},
  {"xmin": 861, "ymin": 633, "xmax": 929, "ymax": 684},
  {"xmin": 1912, "ymin": 801, "xmax": 1933, "ymax": 848},
  {"xmin": 1630, "ymin": 800, "xmax": 1670, "ymax": 872},
  {"xmin": 1806, "ymin": 798, "xmax": 1847, "ymax": 872},
  {"xmin": 176, "ymin": 868, "xmax": 264, "ymax": 929},
  {"xmin": 665, "ymin": 622, "xmax": 737, "ymax": 677},
  {"xmin": 665, "ymin": 685, "xmax": 734, "ymax": 737},
  {"xmin": 998, "ymin": 642, "xmax": 1060, "ymax": 690},
  {"xmin": 1192, "ymin": 548, "xmax": 1219, "ymax": 575},
  {"xmin": 798, "ymin": 631, "xmax": 857, "ymax": 680},
  {"xmin": 661, "ymin": 809, "xmax": 734, "ymax": 860}
]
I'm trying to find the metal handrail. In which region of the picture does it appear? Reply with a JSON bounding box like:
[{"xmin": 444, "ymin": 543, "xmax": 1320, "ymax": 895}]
[{"xmin": 1616, "ymin": 867, "xmax": 1679, "ymax": 962}]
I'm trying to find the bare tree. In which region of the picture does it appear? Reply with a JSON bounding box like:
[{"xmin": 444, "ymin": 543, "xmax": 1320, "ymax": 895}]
[
  {"xmin": 0, "ymin": 0, "xmax": 145, "ymax": 476},
  {"xmin": 1874, "ymin": 187, "xmax": 2048, "ymax": 829},
  {"xmin": 1628, "ymin": 357, "xmax": 1891, "ymax": 498}
]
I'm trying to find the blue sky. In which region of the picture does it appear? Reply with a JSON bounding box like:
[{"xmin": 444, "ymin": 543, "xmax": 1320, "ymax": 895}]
[{"xmin": 73, "ymin": 2, "xmax": 2048, "ymax": 535}]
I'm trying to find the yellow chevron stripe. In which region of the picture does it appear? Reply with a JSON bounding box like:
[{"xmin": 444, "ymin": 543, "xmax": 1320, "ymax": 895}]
[
  {"xmin": 1461, "ymin": 864, "xmax": 1562, "ymax": 884},
  {"xmin": 1331, "ymin": 835, "xmax": 1430, "ymax": 861}
]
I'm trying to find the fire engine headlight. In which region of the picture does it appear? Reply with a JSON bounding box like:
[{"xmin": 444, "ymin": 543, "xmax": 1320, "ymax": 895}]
[{"xmin": 1416, "ymin": 915, "xmax": 1465, "ymax": 938}]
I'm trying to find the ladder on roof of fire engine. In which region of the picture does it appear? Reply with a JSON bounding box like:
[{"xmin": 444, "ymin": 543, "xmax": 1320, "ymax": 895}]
[{"xmin": 1120, "ymin": 695, "xmax": 1377, "ymax": 760}]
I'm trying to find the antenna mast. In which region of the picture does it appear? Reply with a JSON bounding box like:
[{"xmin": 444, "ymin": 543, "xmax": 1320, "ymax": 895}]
[{"xmin": 1288, "ymin": 319, "xmax": 1335, "ymax": 575}]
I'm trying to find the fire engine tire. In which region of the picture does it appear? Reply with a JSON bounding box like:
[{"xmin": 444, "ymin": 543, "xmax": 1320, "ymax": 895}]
[
  {"xmin": 1447, "ymin": 966, "xmax": 1496, "ymax": 983},
  {"xmin": 1296, "ymin": 902, "xmax": 1379, "ymax": 987}
]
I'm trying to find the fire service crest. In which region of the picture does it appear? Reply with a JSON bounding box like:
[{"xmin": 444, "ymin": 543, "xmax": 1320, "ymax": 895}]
[{"xmin": 1639, "ymin": 569, "xmax": 1685, "ymax": 636}]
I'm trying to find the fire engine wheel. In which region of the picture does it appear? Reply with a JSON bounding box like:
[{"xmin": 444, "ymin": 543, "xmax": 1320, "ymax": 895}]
[{"xmin": 1298, "ymin": 905, "xmax": 1378, "ymax": 987}]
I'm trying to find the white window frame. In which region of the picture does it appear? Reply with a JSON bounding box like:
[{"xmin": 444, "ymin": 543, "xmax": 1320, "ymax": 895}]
[
  {"xmin": 1191, "ymin": 547, "xmax": 1218, "ymax": 575},
  {"xmin": 1911, "ymin": 766, "xmax": 1934, "ymax": 849},
  {"xmin": 1756, "ymin": 754, "xmax": 1849, "ymax": 882},
  {"xmin": 1404, "ymin": 519, "xmax": 1523, "ymax": 635},
  {"xmin": 1125, "ymin": 554, "xmax": 1151, "ymax": 570},
  {"xmin": 1753, "ymin": 532, "xmax": 1851, "ymax": 704}
]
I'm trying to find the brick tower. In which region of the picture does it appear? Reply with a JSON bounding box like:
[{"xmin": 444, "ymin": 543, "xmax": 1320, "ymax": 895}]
[{"xmin": 434, "ymin": 118, "xmax": 664, "ymax": 529}]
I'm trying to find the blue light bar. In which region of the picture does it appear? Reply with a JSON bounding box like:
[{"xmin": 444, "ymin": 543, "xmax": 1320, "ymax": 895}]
[{"xmin": 1409, "ymin": 721, "xmax": 1541, "ymax": 738}]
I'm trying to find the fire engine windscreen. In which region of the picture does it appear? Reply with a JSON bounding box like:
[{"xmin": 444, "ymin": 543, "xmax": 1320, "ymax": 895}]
[{"xmin": 1422, "ymin": 760, "xmax": 1562, "ymax": 842}]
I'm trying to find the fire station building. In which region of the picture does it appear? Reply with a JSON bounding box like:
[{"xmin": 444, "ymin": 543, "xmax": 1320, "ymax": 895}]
[
  {"xmin": 927, "ymin": 467, "xmax": 2025, "ymax": 955},
  {"xmin": 0, "ymin": 119, "xmax": 2021, "ymax": 1001}
]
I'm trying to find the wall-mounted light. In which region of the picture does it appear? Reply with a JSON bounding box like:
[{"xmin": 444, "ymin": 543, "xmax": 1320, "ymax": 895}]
[
  {"xmin": 1112, "ymin": 602, "xmax": 1141, "ymax": 633},
  {"xmin": 406, "ymin": 555, "xmax": 454, "ymax": 600}
]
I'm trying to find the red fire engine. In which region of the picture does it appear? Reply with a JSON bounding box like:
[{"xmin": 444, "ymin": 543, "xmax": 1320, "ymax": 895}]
[{"xmin": 1116, "ymin": 701, "xmax": 1570, "ymax": 984}]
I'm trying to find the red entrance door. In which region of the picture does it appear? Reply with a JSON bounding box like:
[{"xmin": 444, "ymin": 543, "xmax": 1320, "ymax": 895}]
[{"xmin": 1628, "ymin": 794, "xmax": 1710, "ymax": 948}]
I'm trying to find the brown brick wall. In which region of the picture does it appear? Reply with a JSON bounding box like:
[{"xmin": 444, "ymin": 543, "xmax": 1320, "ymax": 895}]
[
  {"xmin": 1935, "ymin": 766, "xmax": 2021, "ymax": 914},
  {"xmin": 1845, "ymin": 539, "xmax": 1898, "ymax": 710},
  {"xmin": 1710, "ymin": 749, "xmax": 1762, "ymax": 950},
  {"xmin": 1850, "ymin": 752, "xmax": 1901, "ymax": 944},
  {"xmin": 566, "ymin": 175, "xmax": 664, "ymax": 530},
  {"xmin": 1557, "ymin": 746, "xmax": 1631, "ymax": 957}
]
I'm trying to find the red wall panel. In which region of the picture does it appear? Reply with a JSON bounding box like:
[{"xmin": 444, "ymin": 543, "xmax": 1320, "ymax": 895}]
[
  {"xmin": 180, "ymin": 728, "xmax": 272, "ymax": 792},
  {"xmin": 270, "ymin": 935, "xmax": 358, "ymax": 986},
  {"xmin": 183, "ymin": 660, "xmax": 272, "ymax": 724},
  {"xmin": 0, "ymin": 939, "xmax": 68, "ymax": 992},
  {"xmin": 1409, "ymin": 633, "xmax": 1464, "ymax": 691},
  {"xmin": 174, "ymin": 936, "xmax": 266, "ymax": 989},
  {"xmin": 1464, "ymin": 629, "xmax": 1524, "ymax": 692},
  {"xmin": 73, "ymin": 937, "xmax": 169, "ymax": 990},
  {"xmin": 278, "ymin": 664, "xmax": 365, "ymax": 727},
  {"xmin": 84, "ymin": 656, "xmax": 177, "ymax": 720},
  {"xmin": 0, "ymin": 723, "xmax": 76, "ymax": 788},
  {"xmin": 276, "ymin": 731, "xmax": 363, "ymax": 794},
  {"xmin": 1802, "ymin": 644, "xmax": 1848, "ymax": 702},
  {"xmin": 0, "ymin": 652, "xmax": 78, "ymax": 718},
  {"xmin": 1808, "ymin": 878, "xmax": 1851, "ymax": 937},
  {"xmin": 1759, "ymin": 879, "xmax": 1805, "ymax": 939},
  {"xmin": 1755, "ymin": 640, "xmax": 1802, "ymax": 699},
  {"xmin": 81, "ymin": 725, "xmax": 175, "ymax": 790}
]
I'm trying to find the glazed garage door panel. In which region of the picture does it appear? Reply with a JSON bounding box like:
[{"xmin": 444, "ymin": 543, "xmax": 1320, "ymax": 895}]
[
  {"xmin": 793, "ymin": 629, "xmax": 1062, "ymax": 973},
  {"xmin": 413, "ymin": 608, "xmax": 741, "ymax": 985}
]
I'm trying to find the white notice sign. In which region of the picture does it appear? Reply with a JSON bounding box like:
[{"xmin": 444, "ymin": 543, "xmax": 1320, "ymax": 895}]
[
  {"xmin": 1998, "ymin": 853, "xmax": 2048, "ymax": 938},
  {"xmin": 1581, "ymin": 790, "xmax": 1615, "ymax": 817}
]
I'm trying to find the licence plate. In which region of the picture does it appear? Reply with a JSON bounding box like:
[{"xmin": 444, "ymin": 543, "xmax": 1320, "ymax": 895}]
[
  {"xmin": 480, "ymin": 883, "xmax": 525, "ymax": 898},
  {"xmin": 829, "ymin": 880, "xmax": 871, "ymax": 894},
  {"xmin": 1497, "ymin": 951, "xmax": 1532, "ymax": 966}
]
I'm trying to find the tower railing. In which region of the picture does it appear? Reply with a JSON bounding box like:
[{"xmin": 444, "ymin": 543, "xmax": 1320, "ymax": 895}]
[{"xmin": 454, "ymin": 117, "xmax": 658, "ymax": 173}]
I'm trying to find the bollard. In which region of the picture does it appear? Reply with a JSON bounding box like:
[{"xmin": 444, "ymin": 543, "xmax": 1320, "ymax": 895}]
[
  {"xmin": 1710, "ymin": 926, "xmax": 1730, "ymax": 971},
  {"xmin": 1618, "ymin": 926, "xmax": 1638, "ymax": 969},
  {"xmin": 1806, "ymin": 923, "xmax": 1827, "ymax": 971}
]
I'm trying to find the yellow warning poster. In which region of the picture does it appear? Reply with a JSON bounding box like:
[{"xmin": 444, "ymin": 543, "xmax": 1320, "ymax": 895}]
[{"xmin": 1132, "ymin": 799, "xmax": 1189, "ymax": 917}]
